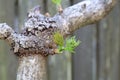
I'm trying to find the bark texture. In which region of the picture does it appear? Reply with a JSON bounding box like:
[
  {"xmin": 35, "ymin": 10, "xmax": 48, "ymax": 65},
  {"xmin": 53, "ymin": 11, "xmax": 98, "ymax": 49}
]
[
  {"xmin": 0, "ymin": 0, "xmax": 116, "ymax": 80},
  {"xmin": 0, "ymin": 0, "xmax": 115, "ymax": 56},
  {"xmin": 62, "ymin": 0, "xmax": 115, "ymax": 33},
  {"xmin": 17, "ymin": 54, "xmax": 47, "ymax": 80}
]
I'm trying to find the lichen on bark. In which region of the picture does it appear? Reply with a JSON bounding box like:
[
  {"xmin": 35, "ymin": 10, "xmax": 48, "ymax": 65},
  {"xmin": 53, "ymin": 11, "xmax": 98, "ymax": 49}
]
[{"xmin": 0, "ymin": 0, "xmax": 116, "ymax": 80}]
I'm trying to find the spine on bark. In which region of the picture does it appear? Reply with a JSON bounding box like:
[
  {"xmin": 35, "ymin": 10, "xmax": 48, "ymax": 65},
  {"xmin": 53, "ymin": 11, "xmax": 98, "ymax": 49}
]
[{"xmin": 0, "ymin": 0, "xmax": 116, "ymax": 80}]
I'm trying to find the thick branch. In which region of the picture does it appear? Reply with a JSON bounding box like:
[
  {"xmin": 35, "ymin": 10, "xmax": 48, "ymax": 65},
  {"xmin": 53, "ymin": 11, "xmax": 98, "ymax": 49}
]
[
  {"xmin": 0, "ymin": 0, "xmax": 116, "ymax": 80},
  {"xmin": 17, "ymin": 54, "xmax": 47, "ymax": 80},
  {"xmin": 0, "ymin": 23, "xmax": 14, "ymax": 40},
  {"xmin": 0, "ymin": 23, "xmax": 57, "ymax": 56},
  {"xmin": 0, "ymin": 0, "xmax": 116, "ymax": 56},
  {"xmin": 60, "ymin": 0, "xmax": 116, "ymax": 33}
]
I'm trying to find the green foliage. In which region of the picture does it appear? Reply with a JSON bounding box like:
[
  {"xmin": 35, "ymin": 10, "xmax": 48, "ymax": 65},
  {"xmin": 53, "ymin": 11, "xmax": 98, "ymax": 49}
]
[
  {"xmin": 53, "ymin": 32, "xmax": 81, "ymax": 53},
  {"xmin": 65, "ymin": 36, "xmax": 80, "ymax": 53},
  {"xmin": 52, "ymin": 0, "xmax": 61, "ymax": 5},
  {"xmin": 53, "ymin": 31, "xmax": 64, "ymax": 46}
]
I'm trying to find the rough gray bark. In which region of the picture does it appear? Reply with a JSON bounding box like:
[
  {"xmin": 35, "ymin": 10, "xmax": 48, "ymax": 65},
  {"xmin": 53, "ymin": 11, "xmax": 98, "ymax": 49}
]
[
  {"xmin": 0, "ymin": 0, "xmax": 115, "ymax": 80},
  {"xmin": 17, "ymin": 54, "xmax": 47, "ymax": 80}
]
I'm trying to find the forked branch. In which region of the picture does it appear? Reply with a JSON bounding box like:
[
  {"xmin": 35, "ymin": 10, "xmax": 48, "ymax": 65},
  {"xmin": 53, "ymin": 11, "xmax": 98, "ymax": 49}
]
[
  {"xmin": 0, "ymin": 0, "xmax": 116, "ymax": 80},
  {"xmin": 0, "ymin": 0, "xmax": 116, "ymax": 56}
]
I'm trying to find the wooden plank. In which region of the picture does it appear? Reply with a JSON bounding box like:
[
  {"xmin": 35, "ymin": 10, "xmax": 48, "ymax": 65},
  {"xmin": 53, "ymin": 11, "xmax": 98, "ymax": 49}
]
[
  {"xmin": 47, "ymin": 0, "xmax": 72, "ymax": 80},
  {"xmin": 98, "ymin": 1, "xmax": 120, "ymax": 80},
  {"xmin": 0, "ymin": 0, "xmax": 17, "ymax": 80},
  {"xmin": 73, "ymin": 25, "xmax": 97, "ymax": 80},
  {"xmin": 72, "ymin": 0, "xmax": 97, "ymax": 80}
]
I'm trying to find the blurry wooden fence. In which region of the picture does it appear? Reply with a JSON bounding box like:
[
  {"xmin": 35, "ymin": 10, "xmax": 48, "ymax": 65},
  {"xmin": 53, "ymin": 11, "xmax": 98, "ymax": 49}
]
[{"xmin": 0, "ymin": 0, "xmax": 120, "ymax": 80}]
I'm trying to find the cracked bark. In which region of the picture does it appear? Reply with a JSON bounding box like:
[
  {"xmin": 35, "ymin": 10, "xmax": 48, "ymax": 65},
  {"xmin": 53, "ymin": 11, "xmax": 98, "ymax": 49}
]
[
  {"xmin": 17, "ymin": 55, "xmax": 47, "ymax": 80},
  {"xmin": 0, "ymin": 0, "xmax": 115, "ymax": 80}
]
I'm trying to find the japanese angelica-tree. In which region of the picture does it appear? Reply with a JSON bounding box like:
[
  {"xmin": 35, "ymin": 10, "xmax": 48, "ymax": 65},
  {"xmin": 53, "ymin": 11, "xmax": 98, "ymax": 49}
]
[{"xmin": 0, "ymin": 0, "xmax": 115, "ymax": 80}]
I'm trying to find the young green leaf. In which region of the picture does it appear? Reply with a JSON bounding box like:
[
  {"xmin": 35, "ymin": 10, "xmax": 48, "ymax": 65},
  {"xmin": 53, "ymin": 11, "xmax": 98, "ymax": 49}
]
[
  {"xmin": 58, "ymin": 46, "xmax": 65, "ymax": 53},
  {"xmin": 53, "ymin": 32, "xmax": 64, "ymax": 46},
  {"xmin": 53, "ymin": 32, "xmax": 80, "ymax": 54},
  {"xmin": 65, "ymin": 36, "xmax": 80, "ymax": 53},
  {"xmin": 52, "ymin": 0, "xmax": 61, "ymax": 5}
]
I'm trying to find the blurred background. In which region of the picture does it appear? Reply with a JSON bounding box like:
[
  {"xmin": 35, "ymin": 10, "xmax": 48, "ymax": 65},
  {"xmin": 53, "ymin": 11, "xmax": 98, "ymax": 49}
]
[{"xmin": 0, "ymin": 0, "xmax": 120, "ymax": 80}]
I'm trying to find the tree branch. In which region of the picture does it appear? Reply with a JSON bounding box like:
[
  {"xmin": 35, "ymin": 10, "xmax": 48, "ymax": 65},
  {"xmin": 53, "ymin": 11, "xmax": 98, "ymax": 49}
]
[
  {"xmin": 17, "ymin": 54, "xmax": 47, "ymax": 80},
  {"xmin": 0, "ymin": 0, "xmax": 116, "ymax": 80},
  {"xmin": 60, "ymin": 0, "xmax": 116, "ymax": 33},
  {"xmin": 0, "ymin": 0, "xmax": 116, "ymax": 56},
  {"xmin": 0, "ymin": 23, "xmax": 14, "ymax": 39},
  {"xmin": 0, "ymin": 23, "xmax": 56, "ymax": 56}
]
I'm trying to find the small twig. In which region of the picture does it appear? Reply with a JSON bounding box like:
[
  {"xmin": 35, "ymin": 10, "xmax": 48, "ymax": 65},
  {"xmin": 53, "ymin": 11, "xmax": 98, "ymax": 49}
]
[{"xmin": 57, "ymin": 4, "xmax": 63, "ymax": 14}]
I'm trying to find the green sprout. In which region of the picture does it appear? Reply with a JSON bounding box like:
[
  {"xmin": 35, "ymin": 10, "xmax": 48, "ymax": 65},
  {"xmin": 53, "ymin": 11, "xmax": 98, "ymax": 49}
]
[
  {"xmin": 53, "ymin": 32, "xmax": 81, "ymax": 53},
  {"xmin": 52, "ymin": 0, "xmax": 61, "ymax": 5},
  {"xmin": 65, "ymin": 36, "xmax": 80, "ymax": 53},
  {"xmin": 53, "ymin": 31, "xmax": 64, "ymax": 46}
]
